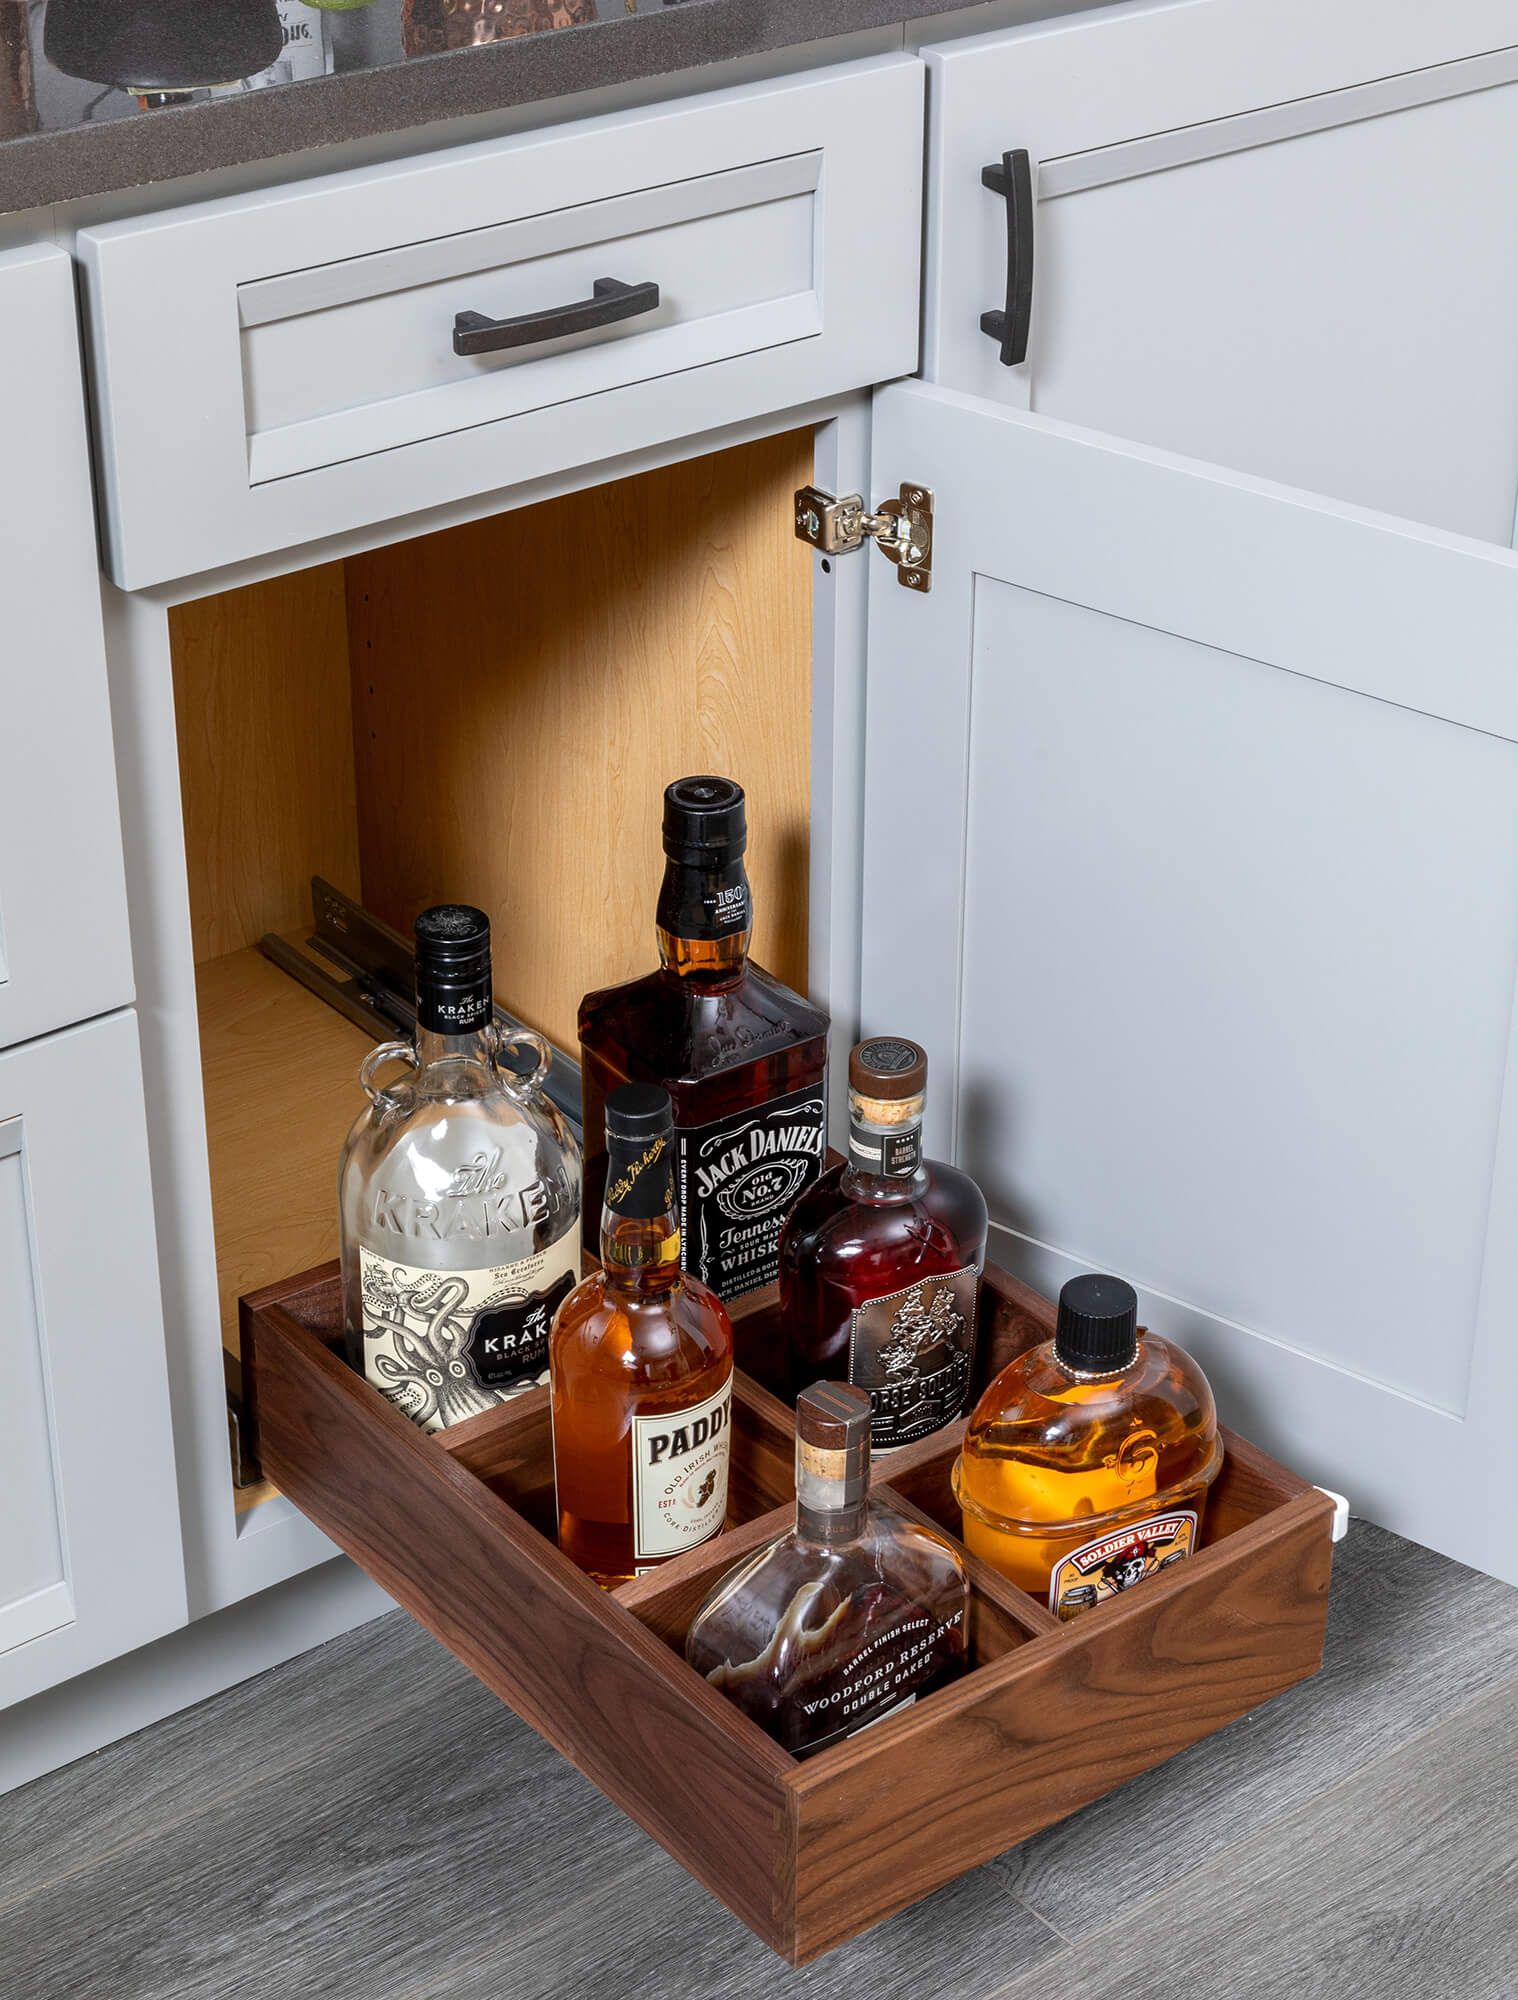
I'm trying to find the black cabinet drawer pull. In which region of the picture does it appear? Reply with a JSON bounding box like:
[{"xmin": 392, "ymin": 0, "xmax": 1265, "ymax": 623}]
[
  {"xmin": 453, "ymin": 277, "xmax": 660, "ymax": 356},
  {"xmin": 979, "ymin": 150, "xmax": 1034, "ymax": 367}
]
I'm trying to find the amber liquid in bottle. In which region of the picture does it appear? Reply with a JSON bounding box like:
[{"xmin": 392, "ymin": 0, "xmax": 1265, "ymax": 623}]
[
  {"xmin": 578, "ymin": 778, "xmax": 828, "ymax": 1307},
  {"xmin": 551, "ymin": 1084, "xmax": 734, "ymax": 1588},
  {"xmin": 956, "ymin": 1275, "xmax": 1222, "ymax": 1616},
  {"xmin": 780, "ymin": 1039, "xmax": 987, "ymax": 1448},
  {"xmin": 685, "ymin": 1382, "xmax": 968, "ymax": 1757}
]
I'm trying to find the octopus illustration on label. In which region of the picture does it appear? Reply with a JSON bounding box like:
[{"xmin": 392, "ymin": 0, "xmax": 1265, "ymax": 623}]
[
  {"xmin": 1049, "ymin": 1509, "xmax": 1198, "ymax": 1619},
  {"xmin": 359, "ymin": 1238, "xmax": 579, "ymax": 1432}
]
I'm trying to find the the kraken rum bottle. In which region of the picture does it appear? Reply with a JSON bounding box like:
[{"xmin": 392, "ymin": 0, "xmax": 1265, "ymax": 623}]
[
  {"xmin": 780, "ymin": 1038, "xmax": 987, "ymax": 1448},
  {"xmin": 685, "ymin": 1381, "xmax": 968, "ymax": 1757},
  {"xmin": 551, "ymin": 1084, "xmax": 734, "ymax": 1586},
  {"xmin": 578, "ymin": 777, "xmax": 829, "ymax": 1306},
  {"xmin": 338, "ymin": 906, "xmax": 581, "ymax": 1432}
]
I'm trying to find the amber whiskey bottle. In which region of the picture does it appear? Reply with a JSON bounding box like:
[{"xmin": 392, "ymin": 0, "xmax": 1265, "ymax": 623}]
[
  {"xmin": 685, "ymin": 1381, "xmax": 968, "ymax": 1757},
  {"xmin": 578, "ymin": 777, "xmax": 829, "ymax": 1307},
  {"xmin": 550, "ymin": 1083, "xmax": 734, "ymax": 1586},
  {"xmin": 955, "ymin": 1274, "xmax": 1222, "ymax": 1616},
  {"xmin": 779, "ymin": 1039, "xmax": 987, "ymax": 1449}
]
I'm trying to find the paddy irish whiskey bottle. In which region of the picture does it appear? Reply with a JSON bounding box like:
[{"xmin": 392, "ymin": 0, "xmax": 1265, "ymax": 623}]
[
  {"xmin": 780, "ymin": 1038, "xmax": 987, "ymax": 1449},
  {"xmin": 551, "ymin": 1084, "xmax": 734, "ymax": 1586},
  {"xmin": 579, "ymin": 777, "xmax": 829, "ymax": 1306}
]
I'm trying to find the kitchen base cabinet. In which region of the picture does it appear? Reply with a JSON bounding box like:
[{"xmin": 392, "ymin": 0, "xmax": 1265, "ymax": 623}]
[
  {"xmin": 860, "ymin": 378, "xmax": 1518, "ymax": 1587},
  {"xmin": 0, "ymin": 1013, "xmax": 185, "ymax": 1711}
]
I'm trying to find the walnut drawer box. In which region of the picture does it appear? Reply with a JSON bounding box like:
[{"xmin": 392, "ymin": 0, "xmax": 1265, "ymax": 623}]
[{"xmin": 240, "ymin": 1259, "xmax": 1335, "ymax": 1964}]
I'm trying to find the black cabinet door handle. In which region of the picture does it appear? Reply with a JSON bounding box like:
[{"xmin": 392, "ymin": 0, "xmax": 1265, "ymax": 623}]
[
  {"xmin": 979, "ymin": 150, "xmax": 1034, "ymax": 367},
  {"xmin": 453, "ymin": 277, "xmax": 660, "ymax": 356}
]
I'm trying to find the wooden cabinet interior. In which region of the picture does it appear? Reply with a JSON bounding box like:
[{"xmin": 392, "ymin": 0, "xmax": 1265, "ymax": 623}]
[{"xmin": 168, "ymin": 428, "xmax": 814, "ymax": 1508}]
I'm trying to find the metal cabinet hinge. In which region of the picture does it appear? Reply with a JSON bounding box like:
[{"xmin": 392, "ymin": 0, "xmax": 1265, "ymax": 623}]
[{"xmin": 794, "ymin": 483, "xmax": 933, "ymax": 592}]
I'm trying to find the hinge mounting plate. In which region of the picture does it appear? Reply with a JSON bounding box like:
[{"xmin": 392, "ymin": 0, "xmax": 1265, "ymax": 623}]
[{"xmin": 794, "ymin": 483, "xmax": 934, "ymax": 591}]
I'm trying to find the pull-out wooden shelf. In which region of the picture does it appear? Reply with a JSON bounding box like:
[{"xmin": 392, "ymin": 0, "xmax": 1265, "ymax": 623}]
[{"xmin": 240, "ymin": 1262, "xmax": 1335, "ymax": 1963}]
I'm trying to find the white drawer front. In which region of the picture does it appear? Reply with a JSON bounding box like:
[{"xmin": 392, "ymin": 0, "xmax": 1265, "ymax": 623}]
[
  {"xmin": 0, "ymin": 245, "xmax": 134, "ymax": 1052},
  {"xmin": 79, "ymin": 57, "xmax": 923, "ymax": 589}
]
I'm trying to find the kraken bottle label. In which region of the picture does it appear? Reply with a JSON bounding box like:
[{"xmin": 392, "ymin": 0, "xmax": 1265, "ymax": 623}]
[
  {"xmin": 675, "ymin": 1084, "xmax": 827, "ymax": 1302},
  {"xmin": 848, "ymin": 1266, "xmax": 980, "ymax": 1452},
  {"xmin": 1049, "ymin": 1510, "xmax": 1198, "ymax": 1619},
  {"xmin": 358, "ymin": 1236, "xmax": 578, "ymax": 1433},
  {"xmin": 632, "ymin": 1376, "xmax": 734, "ymax": 1561}
]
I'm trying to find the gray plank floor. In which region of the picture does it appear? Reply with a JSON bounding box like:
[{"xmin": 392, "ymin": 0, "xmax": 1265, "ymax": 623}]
[{"xmin": 3, "ymin": 1521, "xmax": 1516, "ymax": 2000}]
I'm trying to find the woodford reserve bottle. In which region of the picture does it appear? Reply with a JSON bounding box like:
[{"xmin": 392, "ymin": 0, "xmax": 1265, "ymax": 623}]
[
  {"xmin": 338, "ymin": 906, "xmax": 582, "ymax": 1432},
  {"xmin": 780, "ymin": 1038, "xmax": 987, "ymax": 1450},
  {"xmin": 551, "ymin": 1084, "xmax": 734, "ymax": 1586},
  {"xmin": 578, "ymin": 777, "xmax": 829, "ymax": 1306},
  {"xmin": 685, "ymin": 1381, "xmax": 968, "ymax": 1756}
]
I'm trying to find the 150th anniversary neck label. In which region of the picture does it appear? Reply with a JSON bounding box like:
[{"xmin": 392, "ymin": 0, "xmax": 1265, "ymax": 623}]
[{"xmin": 675, "ymin": 1084, "xmax": 826, "ymax": 1302}]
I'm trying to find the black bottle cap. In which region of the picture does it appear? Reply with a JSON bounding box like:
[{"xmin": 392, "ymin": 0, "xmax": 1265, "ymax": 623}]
[
  {"xmin": 662, "ymin": 776, "xmax": 747, "ymax": 867},
  {"xmin": 45, "ymin": 0, "xmax": 284, "ymax": 90},
  {"xmin": 1055, "ymin": 1274, "xmax": 1140, "ymax": 1373},
  {"xmin": 414, "ymin": 904, "xmax": 492, "ymax": 1034},
  {"xmin": 604, "ymin": 1081, "xmax": 674, "ymax": 1143}
]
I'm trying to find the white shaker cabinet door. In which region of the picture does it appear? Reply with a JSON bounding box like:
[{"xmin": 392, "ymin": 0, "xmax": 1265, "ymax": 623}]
[
  {"xmin": 859, "ymin": 379, "xmax": 1518, "ymax": 1585},
  {"xmin": 922, "ymin": 0, "xmax": 1518, "ymax": 544},
  {"xmin": 0, "ymin": 244, "xmax": 134, "ymax": 1049},
  {"xmin": 0, "ymin": 1011, "xmax": 185, "ymax": 1708}
]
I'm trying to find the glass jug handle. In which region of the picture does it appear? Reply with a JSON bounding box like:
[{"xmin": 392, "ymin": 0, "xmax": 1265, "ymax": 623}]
[
  {"xmin": 359, "ymin": 1039, "xmax": 418, "ymax": 1115},
  {"xmin": 494, "ymin": 1025, "xmax": 552, "ymax": 1102}
]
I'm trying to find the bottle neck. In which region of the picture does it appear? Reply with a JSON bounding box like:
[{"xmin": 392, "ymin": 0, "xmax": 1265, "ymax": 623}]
[
  {"xmin": 600, "ymin": 1131, "xmax": 683, "ymax": 1293},
  {"xmin": 414, "ymin": 1024, "xmax": 495, "ymax": 1071},
  {"xmin": 655, "ymin": 854, "xmax": 751, "ymax": 987},
  {"xmin": 794, "ymin": 1435, "xmax": 869, "ymax": 1546},
  {"xmin": 841, "ymin": 1094, "xmax": 926, "ymax": 1199}
]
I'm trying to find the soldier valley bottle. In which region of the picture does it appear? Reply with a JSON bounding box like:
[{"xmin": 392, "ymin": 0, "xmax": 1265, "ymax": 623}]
[
  {"xmin": 955, "ymin": 1273, "xmax": 1222, "ymax": 1617},
  {"xmin": 686, "ymin": 1381, "xmax": 968, "ymax": 1757},
  {"xmin": 579, "ymin": 777, "xmax": 829, "ymax": 1306},
  {"xmin": 551, "ymin": 1084, "xmax": 734, "ymax": 1586},
  {"xmin": 780, "ymin": 1038, "xmax": 987, "ymax": 1450},
  {"xmin": 338, "ymin": 906, "xmax": 582, "ymax": 1432}
]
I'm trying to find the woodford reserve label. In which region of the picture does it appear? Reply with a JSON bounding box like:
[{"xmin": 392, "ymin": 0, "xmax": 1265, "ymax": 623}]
[
  {"xmin": 675, "ymin": 1084, "xmax": 827, "ymax": 1302},
  {"xmin": 632, "ymin": 1375, "xmax": 734, "ymax": 1563},
  {"xmin": 358, "ymin": 1237, "xmax": 578, "ymax": 1433},
  {"xmin": 848, "ymin": 1266, "xmax": 981, "ymax": 1451}
]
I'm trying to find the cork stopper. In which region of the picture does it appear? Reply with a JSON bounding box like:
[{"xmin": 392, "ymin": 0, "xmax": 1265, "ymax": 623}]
[
  {"xmin": 848, "ymin": 1037, "xmax": 928, "ymax": 1129},
  {"xmin": 795, "ymin": 1381, "xmax": 871, "ymax": 1515}
]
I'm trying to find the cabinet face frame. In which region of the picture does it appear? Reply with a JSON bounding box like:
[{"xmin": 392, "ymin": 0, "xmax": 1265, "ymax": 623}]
[
  {"xmin": 920, "ymin": 0, "xmax": 1518, "ymax": 541},
  {"xmin": 0, "ymin": 1014, "xmax": 186, "ymax": 1709},
  {"xmin": 104, "ymin": 395, "xmax": 869, "ymax": 1615}
]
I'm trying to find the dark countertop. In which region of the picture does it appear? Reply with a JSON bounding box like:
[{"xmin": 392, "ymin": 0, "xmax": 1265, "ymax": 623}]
[{"xmin": 0, "ymin": 0, "xmax": 989, "ymax": 218}]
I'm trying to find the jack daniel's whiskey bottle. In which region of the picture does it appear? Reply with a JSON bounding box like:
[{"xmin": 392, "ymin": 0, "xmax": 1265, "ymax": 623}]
[
  {"xmin": 551, "ymin": 1084, "xmax": 734, "ymax": 1586},
  {"xmin": 339, "ymin": 906, "xmax": 582, "ymax": 1432},
  {"xmin": 780, "ymin": 1039, "xmax": 987, "ymax": 1449},
  {"xmin": 578, "ymin": 778, "xmax": 829, "ymax": 1306},
  {"xmin": 686, "ymin": 1381, "xmax": 968, "ymax": 1757}
]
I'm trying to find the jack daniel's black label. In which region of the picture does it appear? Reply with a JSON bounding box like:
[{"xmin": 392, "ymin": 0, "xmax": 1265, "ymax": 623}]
[
  {"xmin": 675, "ymin": 1084, "xmax": 826, "ymax": 1302},
  {"xmin": 848, "ymin": 1266, "xmax": 980, "ymax": 1451}
]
